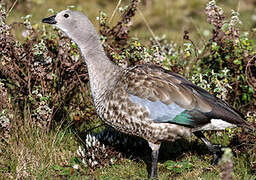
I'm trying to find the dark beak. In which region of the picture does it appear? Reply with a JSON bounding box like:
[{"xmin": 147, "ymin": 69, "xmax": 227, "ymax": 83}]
[{"xmin": 42, "ymin": 15, "xmax": 57, "ymax": 24}]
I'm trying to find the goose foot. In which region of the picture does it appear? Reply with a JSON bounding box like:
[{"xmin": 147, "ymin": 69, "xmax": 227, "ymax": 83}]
[
  {"xmin": 210, "ymin": 144, "xmax": 223, "ymax": 165},
  {"xmin": 194, "ymin": 131, "xmax": 224, "ymax": 165}
]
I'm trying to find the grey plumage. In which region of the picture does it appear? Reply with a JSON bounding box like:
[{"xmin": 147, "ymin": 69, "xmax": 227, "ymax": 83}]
[
  {"xmin": 129, "ymin": 94, "xmax": 185, "ymax": 122},
  {"xmin": 42, "ymin": 10, "xmax": 250, "ymax": 179}
]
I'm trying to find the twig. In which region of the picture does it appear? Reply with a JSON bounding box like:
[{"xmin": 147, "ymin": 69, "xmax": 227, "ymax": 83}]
[
  {"xmin": 109, "ymin": 0, "xmax": 122, "ymax": 23},
  {"xmin": 7, "ymin": 0, "xmax": 18, "ymax": 17},
  {"xmin": 138, "ymin": 7, "xmax": 161, "ymax": 48},
  {"xmin": 189, "ymin": 17, "xmax": 206, "ymax": 44},
  {"xmin": 47, "ymin": 94, "xmax": 59, "ymax": 132},
  {"xmin": 85, "ymin": 124, "xmax": 105, "ymax": 135},
  {"xmin": 75, "ymin": 71, "xmax": 88, "ymax": 95},
  {"xmin": 245, "ymin": 55, "xmax": 256, "ymax": 91},
  {"xmin": 52, "ymin": 118, "xmax": 67, "ymax": 147},
  {"xmin": 237, "ymin": 0, "xmax": 240, "ymax": 12}
]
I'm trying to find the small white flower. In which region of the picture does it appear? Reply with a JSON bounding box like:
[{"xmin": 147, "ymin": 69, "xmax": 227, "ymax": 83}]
[
  {"xmin": 92, "ymin": 161, "xmax": 98, "ymax": 166},
  {"xmin": 77, "ymin": 149, "xmax": 81, "ymax": 156},
  {"xmin": 81, "ymin": 150, "xmax": 85, "ymax": 157},
  {"xmin": 110, "ymin": 158, "xmax": 114, "ymax": 165},
  {"xmin": 82, "ymin": 159, "xmax": 87, "ymax": 165},
  {"xmin": 252, "ymin": 14, "xmax": 256, "ymax": 22},
  {"xmin": 203, "ymin": 30, "xmax": 210, "ymax": 37},
  {"xmin": 73, "ymin": 164, "xmax": 79, "ymax": 169},
  {"xmin": 87, "ymin": 141, "xmax": 91, "ymax": 147},
  {"xmin": 48, "ymin": 9, "xmax": 54, "ymax": 13}
]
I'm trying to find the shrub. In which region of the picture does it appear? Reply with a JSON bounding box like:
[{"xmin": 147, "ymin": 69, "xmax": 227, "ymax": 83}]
[{"xmin": 0, "ymin": 3, "xmax": 94, "ymax": 132}]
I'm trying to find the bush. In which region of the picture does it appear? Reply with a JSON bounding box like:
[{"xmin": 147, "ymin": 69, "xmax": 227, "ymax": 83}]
[{"xmin": 0, "ymin": 3, "xmax": 96, "ymax": 132}]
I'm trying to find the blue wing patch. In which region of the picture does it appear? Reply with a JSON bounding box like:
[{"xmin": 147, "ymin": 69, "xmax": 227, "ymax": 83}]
[
  {"xmin": 129, "ymin": 94, "xmax": 197, "ymax": 126},
  {"xmin": 129, "ymin": 94, "xmax": 185, "ymax": 123}
]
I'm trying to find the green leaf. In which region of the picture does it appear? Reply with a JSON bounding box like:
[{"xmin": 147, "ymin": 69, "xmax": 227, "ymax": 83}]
[
  {"xmin": 59, "ymin": 168, "xmax": 72, "ymax": 176},
  {"xmin": 233, "ymin": 59, "xmax": 241, "ymax": 65},
  {"xmin": 53, "ymin": 165, "xmax": 63, "ymax": 171},
  {"xmin": 164, "ymin": 160, "xmax": 193, "ymax": 174},
  {"xmin": 242, "ymin": 93, "xmax": 247, "ymax": 101}
]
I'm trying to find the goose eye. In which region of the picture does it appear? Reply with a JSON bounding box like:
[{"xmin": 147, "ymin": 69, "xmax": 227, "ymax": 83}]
[{"xmin": 64, "ymin": 14, "xmax": 69, "ymax": 18}]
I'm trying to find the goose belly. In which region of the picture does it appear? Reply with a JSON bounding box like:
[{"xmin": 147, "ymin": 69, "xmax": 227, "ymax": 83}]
[
  {"xmin": 193, "ymin": 119, "xmax": 237, "ymax": 132},
  {"xmin": 97, "ymin": 100, "xmax": 192, "ymax": 143}
]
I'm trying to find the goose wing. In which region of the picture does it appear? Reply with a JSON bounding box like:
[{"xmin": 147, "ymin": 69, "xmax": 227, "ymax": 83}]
[{"xmin": 124, "ymin": 64, "xmax": 246, "ymax": 128}]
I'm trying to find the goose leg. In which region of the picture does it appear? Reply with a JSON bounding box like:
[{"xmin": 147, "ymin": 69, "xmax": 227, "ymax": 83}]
[
  {"xmin": 151, "ymin": 149, "xmax": 159, "ymax": 178},
  {"xmin": 148, "ymin": 142, "xmax": 160, "ymax": 179},
  {"xmin": 194, "ymin": 131, "xmax": 223, "ymax": 165}
]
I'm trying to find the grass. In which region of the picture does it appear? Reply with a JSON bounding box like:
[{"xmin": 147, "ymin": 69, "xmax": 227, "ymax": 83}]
[
  {"xmin": 5, "ymin": 0, "xmax": 256, "ymax": 44},
  {"xmin": 1, "ymin": 117, "xmax": 255, "ymax": 179},
  {"xmin": 0, "ymin": 116, "xmax": 80, "ymax": 179}
]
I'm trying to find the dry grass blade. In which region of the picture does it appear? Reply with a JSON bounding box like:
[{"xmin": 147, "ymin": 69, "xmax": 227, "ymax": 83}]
[
  {"xmin": 7, "ymin": 0, "xmax": 18, "ymax": 17},
  {"xmin": 245, "ymin": 56, "xmax": 256, "ymax": 91},
  {"xmin": 108, "ymin": 0, "xmax": 122, "ymax": 23},
  {"xmin": 138, "ymin": 7, "xmax": 161, "ymax": 48}
]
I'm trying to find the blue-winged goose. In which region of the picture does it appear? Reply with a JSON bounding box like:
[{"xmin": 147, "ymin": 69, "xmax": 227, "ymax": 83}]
[{"xmin": 42, "ymin": 10, "xmax": 250, "ymax": 179}]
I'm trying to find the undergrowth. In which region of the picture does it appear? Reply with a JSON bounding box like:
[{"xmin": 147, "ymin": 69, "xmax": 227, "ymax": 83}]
[{"xmin": 0, "ymin": 0, "xmax": 256, "ymax": 179}]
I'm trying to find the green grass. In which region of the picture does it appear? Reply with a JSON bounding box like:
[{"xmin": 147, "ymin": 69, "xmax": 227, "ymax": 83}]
[
  {"xmin": 1, "ymin": 119, "xmax": 255, "ymax": 179},
  {"xmin": 6, "ymin": 0, "xmax": 256, "ymax": 44},
  {"xmin": 0, "ymin": 118, "xmax": 80, "ymax": 179}
]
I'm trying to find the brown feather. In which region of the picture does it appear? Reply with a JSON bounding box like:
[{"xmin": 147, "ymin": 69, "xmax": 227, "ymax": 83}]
[
  {"xmin": 125, "ymin": 65, "xmax": 208, "ymax": 111},
  {"xmin": 124, "ymin": 64, "xmax": 247, "ymax": 126}
]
